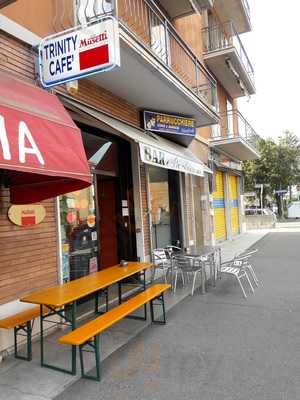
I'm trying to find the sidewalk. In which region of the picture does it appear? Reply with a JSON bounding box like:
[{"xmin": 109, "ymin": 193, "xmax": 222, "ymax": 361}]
[
  {"xmin": 219, "ymin": 229, "xmax": 269, "ymax": 261},
  {"xmin": 0, "ymin": 230, "xmax": 268, "ymax": 400},
  {"xmin": 55, "ymin": 229, "xmax": 300, "ymax": 400}
]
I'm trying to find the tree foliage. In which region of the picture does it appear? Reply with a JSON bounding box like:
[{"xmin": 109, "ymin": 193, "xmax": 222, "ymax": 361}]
[{"xmin": 243, "ymin": 131, "xmax": 300, "ymax": 203}]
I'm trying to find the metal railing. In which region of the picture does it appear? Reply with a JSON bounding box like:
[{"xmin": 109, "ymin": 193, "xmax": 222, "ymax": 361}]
[
  {"xmin": 202, "ymin": 21, "xmax": 254, "ymax": 86},
  {"xmin": 75, "ymin": 0, "xmax": 218, "ymax": 110},
  {"xmin": 212, "ymin": 110, "xmax": 260, "ymax": 150},
  {"xmin": 242, "ymin": 0, "xmax": 251, "ymax": 23}
]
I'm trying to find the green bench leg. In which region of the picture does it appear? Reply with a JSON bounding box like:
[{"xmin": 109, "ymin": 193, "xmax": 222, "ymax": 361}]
[
  {"xmin": 95, "ymin": 288, "xmax": 109, "ymax": 315},
  {"xmin": 14, "ymin": 321, "xmax": 32, "ymax": 361},
  {"xmin": 120, "ymin": 270, "xmax": 148, "ymax": 321},
  {"xmin": 40, "ymin": 303, "xmax": 77, "ymax": 375},
  {"xmin": 150, "ymin": 293, "xmax": 167, "ymax": 325},
  {"xmin": 79, "ymin": 335, "xmax": 101, "ymax": 381}
]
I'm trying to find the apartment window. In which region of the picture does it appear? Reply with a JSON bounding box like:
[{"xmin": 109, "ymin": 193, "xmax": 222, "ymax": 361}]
[
  {"xmin": 150, "ymin": 16, "xmax": 171, "ymax": 65},
  {"xmin": 211, "ymin": 124, "xmax": 221, "ymax": 138}
]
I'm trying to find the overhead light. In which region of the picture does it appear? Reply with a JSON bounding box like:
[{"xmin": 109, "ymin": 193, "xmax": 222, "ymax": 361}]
[{"xmin": 0, "ymin": 0, "xmax": 17, "ymax": 8}]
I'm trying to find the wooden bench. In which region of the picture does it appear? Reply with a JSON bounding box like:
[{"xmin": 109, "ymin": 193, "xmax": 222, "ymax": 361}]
[
  {"xmin": 59, "ymin": 283, "xmax": 171, "ymax": 381},
  {"xmin": 0, "ymin": 306, "xmax": 44, "ymax": 361}
]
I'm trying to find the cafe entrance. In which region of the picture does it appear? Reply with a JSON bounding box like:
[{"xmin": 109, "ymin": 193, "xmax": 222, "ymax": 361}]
[
  {"xmin": 59, "ymin": 124, "xmax": 137, "ymax": 282},
  {"xmin": 148, "ymin": 165, "xmax": 183, "ymax": 249}
]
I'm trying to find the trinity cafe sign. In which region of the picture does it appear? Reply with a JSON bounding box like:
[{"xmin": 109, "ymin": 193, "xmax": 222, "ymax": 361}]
[
  {"xmin": 39, "ymin": 16, "xmax": 120, "ymax": 87},
  {"xmin": 139, "ymin": 143, "xmax": 204, "ymax": 177},
  {"xmin": 0, "ymin": 115, "xmax": 44, "ymax": 166}
]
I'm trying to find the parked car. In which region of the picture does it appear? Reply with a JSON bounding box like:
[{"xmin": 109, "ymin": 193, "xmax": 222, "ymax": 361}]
[{"xmin": 245, "ymin": 208, "xmax": 276, "ymax": 217}]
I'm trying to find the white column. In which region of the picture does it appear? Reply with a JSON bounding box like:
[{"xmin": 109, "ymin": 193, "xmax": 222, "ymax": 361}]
[{"xmin": 131, "ymin": 143, "xmax": 146, "ymax": 261}]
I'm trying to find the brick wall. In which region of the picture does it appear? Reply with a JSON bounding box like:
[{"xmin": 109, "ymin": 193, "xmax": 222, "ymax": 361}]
[{"xmin": 0, "ymin": 33, "xmax": 59, "ymax": 304}]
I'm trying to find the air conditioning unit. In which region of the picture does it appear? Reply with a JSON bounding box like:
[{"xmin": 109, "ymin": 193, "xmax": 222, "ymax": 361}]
[{"xmin": 0, "ymin": 0, "xmax": 17, "ymax": 8}]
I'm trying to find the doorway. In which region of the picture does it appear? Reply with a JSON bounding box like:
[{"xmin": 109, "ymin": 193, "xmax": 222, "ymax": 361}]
[
  {"xmin": 149, "ymin": 166, "xmax": 182, "ymax": 249},
  {"xmin": 97, "ymin": 177, "xmax": 119, "ymax": 268},
  {"xmin": 80, "ymin": 125, "xmax": 137, "ymax": 268}
]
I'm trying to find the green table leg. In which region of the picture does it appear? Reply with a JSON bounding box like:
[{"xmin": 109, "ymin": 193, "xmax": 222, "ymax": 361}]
[
  {"xmin": 71, "ymin": 301, "xmax": 77, "ymax": 375},
  {"xmin": 40, "ymin": 304, "xmax": 44, "ymax": 367}
]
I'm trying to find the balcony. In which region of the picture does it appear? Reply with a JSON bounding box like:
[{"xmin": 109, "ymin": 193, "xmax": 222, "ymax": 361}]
[
  {"xmin": 76, "ymin": 0, "xmax": 219, "ymax": 128},
  {"xmin": 158, "ymin": 0, "xmax": 213, "ymax": 19},
  {"xmin": 213, "ymin": 0, "xmax": 251, "ymax": 34},
  {"xmin": 202, "ymin": 21, "xmax": 255, "ymax": 98},
  {"xmin": 210, "ymin": 110, "xmax": 260, "ymax": 161}
]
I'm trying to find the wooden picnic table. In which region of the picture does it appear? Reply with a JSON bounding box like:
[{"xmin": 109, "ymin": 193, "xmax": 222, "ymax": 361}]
[{"xmin": 21, "ymin": 262, "xmax": 152, "ymax": 375}]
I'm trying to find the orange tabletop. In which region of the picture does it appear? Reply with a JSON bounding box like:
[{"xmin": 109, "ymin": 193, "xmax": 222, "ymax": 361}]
[{"xmin": 21, "ymin": 262, "xmax": 152, "ymax": 308}]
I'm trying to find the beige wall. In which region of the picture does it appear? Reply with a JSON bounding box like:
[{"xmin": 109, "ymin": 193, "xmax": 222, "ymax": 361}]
[
  {"xmin": 189, "ymin": 138, "xmax": 209, "ymax": 164},
  {"xmin": 173, "ymin": 14, "xmax": 204, "ymax": 61},
  {"xmin": 1, "ymin": 0, "xmax": 74, "ymax": 37}
]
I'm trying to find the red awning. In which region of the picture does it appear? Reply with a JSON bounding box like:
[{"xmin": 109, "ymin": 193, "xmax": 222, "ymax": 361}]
[{"xmin": 0, "ymin": 72, "xmax": 91, "ymax": 204}]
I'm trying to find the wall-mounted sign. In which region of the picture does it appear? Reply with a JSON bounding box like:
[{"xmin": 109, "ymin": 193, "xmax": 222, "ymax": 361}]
[
  {"xmin": 143, "ymin": 111, "xmax": 196, "ymax": 137},
  {"xmin": 8, "ymin": 204, "xmax": 46, "ymax": 226},
  {"xmin": 39, "ymin": 16, "xmax": 120, "ymax": 88},
  {"xmin": 139, "ymin": 143, "xmax": 203, "ymax": 177}
]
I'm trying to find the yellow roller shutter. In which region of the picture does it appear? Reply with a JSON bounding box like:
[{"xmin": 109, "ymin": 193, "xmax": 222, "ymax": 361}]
[
  {"xmin": 213, "ymin": 171, "xmax": 226, "ymax": 241},
  {"xmin": 229, "ymin": 175, "xmax": 239, "ymax": 235}
]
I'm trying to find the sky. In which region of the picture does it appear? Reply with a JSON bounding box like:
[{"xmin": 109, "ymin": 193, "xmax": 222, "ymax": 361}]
[{"xmin": 238, "ymin": 0, "xmax": 300, "ymax": 140}]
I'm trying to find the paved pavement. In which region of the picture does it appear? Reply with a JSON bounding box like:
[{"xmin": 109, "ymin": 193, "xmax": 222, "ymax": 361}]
[
  {"xmin": 0, "ymin": 229, "xmax": 268, "ymax": 400},
  {"xmin": 54, "ymin": 229, "xmax": 300, "ymax": 400}
]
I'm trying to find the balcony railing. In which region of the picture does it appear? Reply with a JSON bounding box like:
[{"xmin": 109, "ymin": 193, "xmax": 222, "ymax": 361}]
[
  {"xmin": 202, "ymin": 21, "xmax": 254, "ymax": 86},
  {"xmin": 75, "ymin": 0, "xmax": 218, "ymax": 110},
  {"xmin": 212, "ymin": 110, "xmax": 260, "ymax": 149},
  {"xmin": 242, "ymin": 0, "xmax": 251, "ymax": 22}
]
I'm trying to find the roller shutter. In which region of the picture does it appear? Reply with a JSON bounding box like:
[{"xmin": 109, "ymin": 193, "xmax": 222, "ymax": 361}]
[
  {"xmin": 229, "ymin": 175, "xmax": 239, "ymax": 235},
  {"xmin": 213, "ymin": 171, "xmax": 227, "ymax": 241}
]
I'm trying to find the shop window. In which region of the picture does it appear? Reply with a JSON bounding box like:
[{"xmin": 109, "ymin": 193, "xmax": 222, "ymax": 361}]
[
  {"xmin": 149, "ymin": 166, "xmax": 182, "ymax": 249},
  {"xmin": 60, "ymin": 185, "xmax": 98, "ymax": 283}
]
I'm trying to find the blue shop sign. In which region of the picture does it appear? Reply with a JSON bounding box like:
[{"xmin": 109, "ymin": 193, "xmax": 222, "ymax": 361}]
[{"xmin": 144, "ymin": 111, "xmax": 196, "ymax": 136}]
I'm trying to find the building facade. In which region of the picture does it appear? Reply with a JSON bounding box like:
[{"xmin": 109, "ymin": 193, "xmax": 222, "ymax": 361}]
[
  {"xmin": 200, "ymin": 0, "xmax": 260, "ymax": 242},
  {"xmin": 0, "ymin": 0, "xmax": 259, "ymax": 355}
]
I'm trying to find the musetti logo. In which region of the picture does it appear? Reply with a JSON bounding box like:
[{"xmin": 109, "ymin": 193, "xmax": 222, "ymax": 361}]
[{"xmin": 79, "ymin": 31, "xmax": 108, "ymax": 48}]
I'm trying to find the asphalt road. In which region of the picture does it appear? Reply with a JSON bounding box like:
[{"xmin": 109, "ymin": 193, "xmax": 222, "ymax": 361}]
[{"xmin": 55, "ymin": 231, "xmax": 300, "ymax": 400}]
